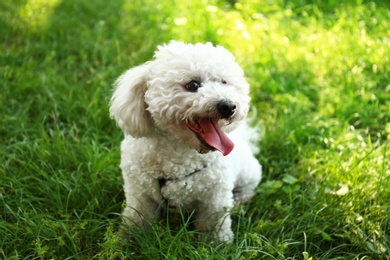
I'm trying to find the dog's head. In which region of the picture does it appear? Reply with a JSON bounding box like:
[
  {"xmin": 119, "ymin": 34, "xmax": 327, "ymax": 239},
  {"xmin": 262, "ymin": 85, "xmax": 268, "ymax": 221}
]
[{"xmin": 110, "ymin": 41, "xmax": 250, "ymax": 156}]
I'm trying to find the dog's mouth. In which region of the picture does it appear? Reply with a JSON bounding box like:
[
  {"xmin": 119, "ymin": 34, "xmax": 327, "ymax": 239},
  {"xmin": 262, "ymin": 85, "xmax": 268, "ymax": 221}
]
[{"xmin": 184, "ymin": 118, "xmax": 234, "ymax": 156}]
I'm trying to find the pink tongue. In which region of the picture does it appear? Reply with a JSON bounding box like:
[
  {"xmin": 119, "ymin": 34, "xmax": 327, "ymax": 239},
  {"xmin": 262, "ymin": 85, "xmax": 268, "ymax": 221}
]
[{"xmin": 198, "ymin": 119, "xmax": 234, "ymax": 156}]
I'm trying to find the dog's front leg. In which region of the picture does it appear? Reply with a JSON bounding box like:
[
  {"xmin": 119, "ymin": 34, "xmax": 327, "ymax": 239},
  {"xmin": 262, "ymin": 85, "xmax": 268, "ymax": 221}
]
[
  {"xmin": 195, "ymin": 192, "xmax": 234, "ymax": 243},
  {"xmin": 121, "ymin": 176, "xmax": 162, "ymax": 231}
]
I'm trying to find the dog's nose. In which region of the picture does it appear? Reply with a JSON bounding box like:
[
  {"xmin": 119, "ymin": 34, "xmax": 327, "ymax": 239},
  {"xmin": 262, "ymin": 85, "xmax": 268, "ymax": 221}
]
[{"xmin": 217, "ymin": 100, "xmax": 236, "ymax": 119}]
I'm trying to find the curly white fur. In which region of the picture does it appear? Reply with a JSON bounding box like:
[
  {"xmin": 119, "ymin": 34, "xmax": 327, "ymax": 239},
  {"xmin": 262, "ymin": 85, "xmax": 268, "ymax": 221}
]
[{"xmin": 110, "ymin": 41, "xmax": 262, "ymax": 242}]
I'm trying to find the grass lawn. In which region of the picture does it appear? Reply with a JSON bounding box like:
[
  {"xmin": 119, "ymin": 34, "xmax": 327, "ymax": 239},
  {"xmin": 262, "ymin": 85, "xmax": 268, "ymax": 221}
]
[{"xmin": 1, "ymin": 0, "xmax": 389, "ymax": 259}]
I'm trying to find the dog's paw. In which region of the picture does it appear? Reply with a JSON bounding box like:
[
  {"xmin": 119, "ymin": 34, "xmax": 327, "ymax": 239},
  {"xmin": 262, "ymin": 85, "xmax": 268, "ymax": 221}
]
[{"xmin": 216, "ymin": 228, "xmax": 234, "ymax": 243}]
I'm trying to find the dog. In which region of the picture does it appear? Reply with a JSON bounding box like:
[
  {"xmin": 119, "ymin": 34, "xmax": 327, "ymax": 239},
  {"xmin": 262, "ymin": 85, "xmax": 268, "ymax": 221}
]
[{"xmin": 109, "ymin": 41, "xmax": 262, "ymax": 242}]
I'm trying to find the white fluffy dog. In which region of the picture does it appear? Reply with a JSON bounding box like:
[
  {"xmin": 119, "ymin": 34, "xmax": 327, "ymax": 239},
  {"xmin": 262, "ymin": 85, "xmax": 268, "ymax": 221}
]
[{"xmin": 110, "ymin": 41, "xmax": 262, "ymax": 242}]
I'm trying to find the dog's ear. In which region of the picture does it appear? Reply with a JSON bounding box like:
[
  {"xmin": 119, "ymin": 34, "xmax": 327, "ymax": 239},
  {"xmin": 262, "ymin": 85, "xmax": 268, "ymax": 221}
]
[{"xmin": 110, "ymin": 62, "xmax": 154, "ymax": 137}]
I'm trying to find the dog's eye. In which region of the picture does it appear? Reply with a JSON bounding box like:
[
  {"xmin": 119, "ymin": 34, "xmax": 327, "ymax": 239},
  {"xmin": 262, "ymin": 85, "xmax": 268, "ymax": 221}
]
[
  {"xmin": 185, "ymin": 80, "xmax": 201, "ymax": 92},
  {"xmin": 222, "ymin": 80, "xmax": 227, "ymax": 84}
]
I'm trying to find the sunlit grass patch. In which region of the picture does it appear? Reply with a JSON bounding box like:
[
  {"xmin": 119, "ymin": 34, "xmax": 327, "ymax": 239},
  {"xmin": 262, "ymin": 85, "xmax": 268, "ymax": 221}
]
[{"xmin": 19, "ymin": 0, "xmax": 60, "ymax": 31}]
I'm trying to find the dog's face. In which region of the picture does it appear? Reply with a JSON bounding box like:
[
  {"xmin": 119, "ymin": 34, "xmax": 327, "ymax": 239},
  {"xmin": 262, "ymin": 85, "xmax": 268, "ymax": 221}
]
[{"xmin": 110, "ymin": 41, "xmax": 250, "ymax": 156}]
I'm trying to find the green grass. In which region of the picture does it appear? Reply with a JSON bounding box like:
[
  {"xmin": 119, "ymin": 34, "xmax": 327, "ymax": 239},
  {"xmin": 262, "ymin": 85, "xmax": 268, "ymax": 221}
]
[{"xmin": 1, "ymin": 0, "xmax": 389, "ymax": 258}]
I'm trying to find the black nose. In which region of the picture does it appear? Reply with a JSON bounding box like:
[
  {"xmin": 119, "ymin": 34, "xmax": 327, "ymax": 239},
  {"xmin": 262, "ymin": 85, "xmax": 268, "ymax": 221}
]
[{"xmin": 217, "ymin": 100, "xmax": 236, "ymax": 119}]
